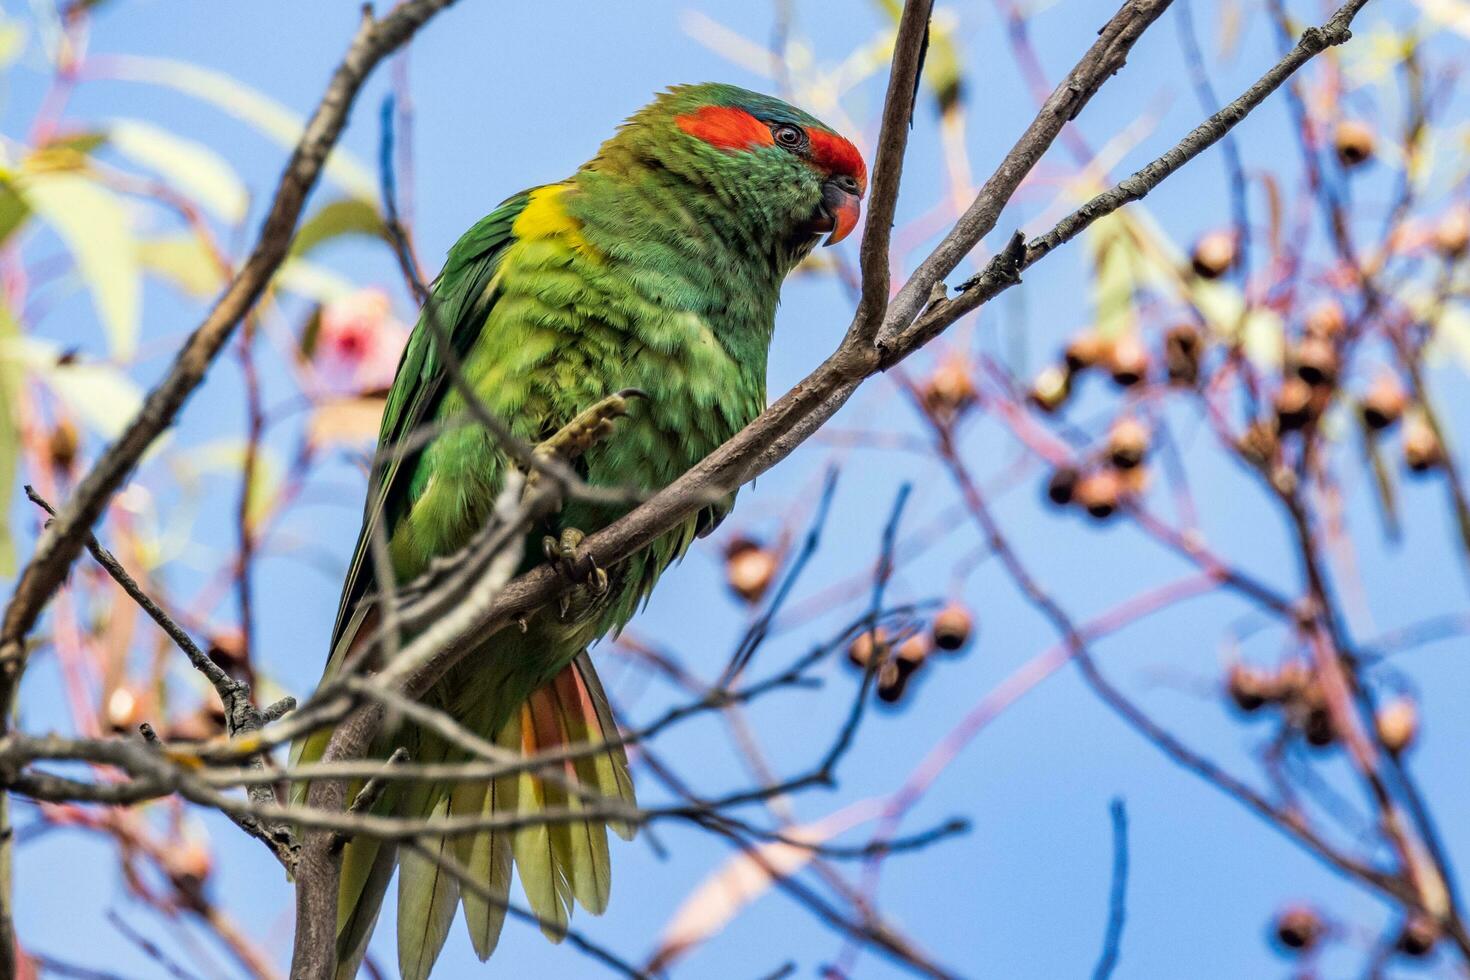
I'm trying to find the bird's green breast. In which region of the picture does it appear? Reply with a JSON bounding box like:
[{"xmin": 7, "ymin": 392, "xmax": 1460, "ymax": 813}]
[{"xmin": 390, "ymin": 179, "xmax": 777, "ymax": 633}]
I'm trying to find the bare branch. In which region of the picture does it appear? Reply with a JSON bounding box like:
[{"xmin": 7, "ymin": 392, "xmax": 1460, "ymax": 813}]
[{"xmin": 1091, "ymin": 799, "xmax": 1130, "ymax": 980}]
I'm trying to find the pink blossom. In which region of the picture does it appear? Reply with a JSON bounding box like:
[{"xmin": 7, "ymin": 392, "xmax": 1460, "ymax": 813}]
[{"xmin": 317, "ymin": 288, "xmax": 409, "ymax": 393}]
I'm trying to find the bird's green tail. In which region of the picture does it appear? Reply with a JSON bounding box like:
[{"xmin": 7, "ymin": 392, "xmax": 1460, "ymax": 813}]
[{"xmin": 295, "ymin": 652, "xmax": 635, "ymax": 979}]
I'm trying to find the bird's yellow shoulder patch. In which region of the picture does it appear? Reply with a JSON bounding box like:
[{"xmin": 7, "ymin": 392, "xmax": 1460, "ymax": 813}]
[{"xmin": 512, "ymin": 184, "xmax": 589, "ymax": 251}]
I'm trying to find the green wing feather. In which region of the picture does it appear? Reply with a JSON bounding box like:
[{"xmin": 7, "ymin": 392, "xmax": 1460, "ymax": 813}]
[
  {"xmin": 324, "ymin": 190, "xmax": 533, "ymax": 672},
  {"xmin": 290, "ymin": 191, "xmax": 534, "ymax": 978}
]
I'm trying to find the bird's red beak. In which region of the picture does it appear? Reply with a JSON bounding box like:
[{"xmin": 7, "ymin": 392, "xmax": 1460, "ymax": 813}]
[
  {"xmin": 818, "ymin": 178, "xmax": 863, "ymax": 248},
  {"xmin": 824, "ymin": 194, "xmax": 861, "ymax": 247}
]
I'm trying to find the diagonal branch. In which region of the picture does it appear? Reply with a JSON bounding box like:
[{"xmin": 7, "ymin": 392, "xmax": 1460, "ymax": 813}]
[{"xmin": 852, "ymin": 0, "xmax": 935, "ymax": 339}]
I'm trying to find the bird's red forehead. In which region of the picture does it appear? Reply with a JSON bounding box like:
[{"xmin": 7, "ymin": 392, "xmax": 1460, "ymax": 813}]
[
  {"xmin": 675, "ymin": 106, "xmax": 774, "ymax": 151},
  {"xmin": 676, "ymin": 105, "xmax": 867, "ymax": 195},
  {"xmin": 808, "ymin": 130, "xmax": 866, "ymax": 194}
]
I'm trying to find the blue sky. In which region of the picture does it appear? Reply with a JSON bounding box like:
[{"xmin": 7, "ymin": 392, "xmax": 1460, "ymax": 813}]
[{"xmin": 9, "ymin": 0, "xmax": 1470, "ymax": 977}]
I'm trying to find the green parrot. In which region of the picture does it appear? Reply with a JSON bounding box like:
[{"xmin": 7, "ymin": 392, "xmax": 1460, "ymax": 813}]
[{"xmin": 292, "ymin": 83, "xmax": 866, "ymax": 978}]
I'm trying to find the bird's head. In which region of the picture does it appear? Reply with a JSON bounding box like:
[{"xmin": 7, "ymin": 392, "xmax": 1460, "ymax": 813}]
[{"xmin": 596, "ymin": 84, "xmax": 867, "ymax": 261}]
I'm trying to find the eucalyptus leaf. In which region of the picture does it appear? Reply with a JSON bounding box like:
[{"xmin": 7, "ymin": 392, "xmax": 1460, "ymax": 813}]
[
  {"xmin": 291, "ymin": 197, "xmax": 386, "ymax": 258},
  {"xmin": 0, "ymin": 179, "xmax": 29, "ymax": 247},
  {"xmin": 109, "ymin": 118, "xmax": 249, "ymax": 223},
  {"xmin": 15, "ymin": 338, "xmax": 144, "ymax": 439},
  {"xmin": 138, "ymin": 233, "xmax": 227, "ymax": 297},
  {"xmin": 21, "ymin": 172, "xmax": 141, "ymax": 359},
  {"xmin": 102, "ymin": 55, "xmax": 377, "ymax": 201},
  {"xmin": 0, "ymin": 306, "xmax": 21, "ymax": 575}
]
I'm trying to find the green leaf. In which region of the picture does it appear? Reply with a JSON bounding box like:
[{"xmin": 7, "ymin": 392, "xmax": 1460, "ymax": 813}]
[
  {"xmin": 0, "ymin": 306, "xmax": 21, "ymax": 575},
  {"xmin": 290, "ymin": 197, "xmax": 385, "ymax": 258},
  {"xmin": 1097, "ymin": 205, "xmax": 1285, "ymax": 370},
  {"xmin": 1363, "ymin": 420, "xmax": 1401, "ymax": 542},
  {"xmin": 14, "ymin": 338, "xmax": 144, "ymax": 439},
  {"xmin": 1085, "ymin": 213, "xmax": 1142, "ymax": 339},
  {"xmin": 27, "ymin": 132, "xmax": 109, "ymax": 172},
  {"xmin": 0, "ymin": 18, "xmax": 26, "ymax": 73},
  {"xmin": 102, "ymin": 55, "xmax": 377, "ymax": 201},
  {"xmin": 21, "ymin": 172, "xmax": 141, "ymax": 359},
  {"xmin": 874, "ymin": 0, "xmax": 964, "ymax": 114},
  {"xmin": 0, "ymin": 178, "xmax": 30, "ymax": 248},
  {"xmin": 299, "ymin": 303, "xmax": 323, "ymax": 360},
  {"xmin": 109, "ymin": 118, "xmax": 249, "ymax": 224},
  {"xmin": 1187, "ymin": 279, "xmax": 1284, "ymax": 369},
  {"xmin": 1408, "ymin": 281, "xmax": 1470, "ymax": 372},
  {"xmin": 138, "ymin": 233, "xmax": 227, "ymax": 297}
]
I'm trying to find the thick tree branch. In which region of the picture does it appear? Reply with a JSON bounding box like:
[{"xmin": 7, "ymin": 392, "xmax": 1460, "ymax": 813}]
[{"xmin": 852, "ymin": 0, "xmax": 935, "ymax": 339}]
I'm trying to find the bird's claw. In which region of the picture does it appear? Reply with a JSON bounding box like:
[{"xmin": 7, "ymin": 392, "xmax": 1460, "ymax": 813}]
[
  {"xmin": 533, "ymin": 389, "xmax": 646, "ymax": 469},
  {"xmin": 543, "ymin": 527, "xmax": 610, "ymax": 617}
]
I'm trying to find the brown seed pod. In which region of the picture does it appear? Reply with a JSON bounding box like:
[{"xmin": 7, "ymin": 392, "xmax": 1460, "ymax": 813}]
[
  {"xmin": 1046, "ymin": 465, "xmax": 1080, "ymax": 506},
  {"xmin": 1375, "ymin": 697, "xmax": 1419, "ymax": 754},
  {"xmin": 876, "ymin": 659, "xmax": 909, "ymax": 704},
  {"xmin": 895, "ymin": 634, "xmax": 930, "ymax": 677},
  {"xmin": 1273, "ymin": 905, "xmax": 1325, "ymax": 952},
  {"xmin": 1226, "ymin": 663, "xmax": 1272, "ymax": 713},
  {"xmin": 1275, "ymin": 378, "xmax": 1317, "ymax": 432},
  {"xmin": 1029, "ymin": 364, "xmax": 1072, "ymax": 413},
  {"xmin": 1075, "ymin": 469, "xmax": 1122, "ymax": 520},
  {"xmin": 1403, "ymin": 411, "xmax": 1444, "ymax": 473},
  {"xmin": 1191, "ymin": 230, "xmax": 1237, "ymax": 279},
  {"xmin": 1334, "ymin": 119, "xmax": 1376, "ymax": 168},
  {"xmin": 1303, "ymin": 706, "xmax": 1336, "ymax": 747},
  {"xmin": 922, "ymin": 357, "xmax": 978, "ymax": 424},
  {"xmin": 1163, "ymin": 323, "xmax": 1202, "ymax": 385},
  {"xmin": 1360, "ymin": 374, "xmax": 1407, "ymax": 431},
  {"xmin": 105, "ymin": 685, "xmax": 144, "ymax": 734},
  {"xmin": 1304, "ymin": 300, "xmax": 1347, "ymax": 341},
  {"xmin": 1238, "ymin": 420, "xmax": 1279, "ymax": 466},
  {"xmin": 1273, "ymin": 660, "xmax": 1313, "ymax": 703},
  {"xmin": 725, "ymin": 539, "xmax": 779, "ymax": 604},
  {"xmin": 1115, "ymin": 464, "xmax": 1150, "ymax": 497},
  {"xmin": 172, "ymin": 838, "xmax": 214, "ymax": 886},
  {"xmin": 204, "ymin": 629, "xmax": 254, "ymax": 687},
  {"xmin": 48, "ymin": 419, "xmax": 79, "ymax": 472},
  {"xmin": 1107, "ymin": 417, "xmax": 1149, "ymax": 470},
  {"xmin": 202, "ymin": 699, "xmax": 228, "ymax": 734},
  {"xmin": 1064, "ymin": 333, "xmax": 1108, "ymax": 373},
  {"xmin": 932, "ymin": 604, "xmax": 974, "ymax": 652},
  {"xmin": 1396, "ymin": 915, "xmax": 1439, "ymax": 957},
  {"xmin": 164, "ymin": 704, "xmax": 227, "ymax": 742},
  {"xmin": 1292, "ymin": 336, "xmax": 1340, "ymax": 388},
  {"xmin": 1107, "ymin": 335, "xmax": 1150, "ymax": 387},
  {"xmin": 848, "ymin": 628, "xmax": 889, "ymax": 670},
  {"xmin": 1434, "ymin": 206, "xmax": 1470, "ymax": 257}
]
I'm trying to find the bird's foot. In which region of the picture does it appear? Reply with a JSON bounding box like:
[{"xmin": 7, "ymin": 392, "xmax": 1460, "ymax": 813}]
[
  {"xmin": 543, "ymin": 527, "xmax": 610, "ymax": 617},
  {"xmin": 529, "ymin": 388, "xmax": 647, "ymax": 480}
]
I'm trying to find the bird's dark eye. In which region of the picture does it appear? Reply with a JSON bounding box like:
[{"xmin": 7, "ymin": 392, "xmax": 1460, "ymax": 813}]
[{"xmin": 772, "ymin": 124, "xmax": 806, "ymax": 149}]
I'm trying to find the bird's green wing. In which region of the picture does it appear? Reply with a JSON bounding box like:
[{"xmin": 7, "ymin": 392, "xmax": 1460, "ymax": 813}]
[{"xmin": 325, "ymin": 189, "xmax": 533, "ymax": 666}]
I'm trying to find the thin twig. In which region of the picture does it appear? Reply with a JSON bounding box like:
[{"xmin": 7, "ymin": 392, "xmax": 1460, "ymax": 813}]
[{"xmin": 1091, "ymin": 799, "xmax": 1129, "ymax": 980}]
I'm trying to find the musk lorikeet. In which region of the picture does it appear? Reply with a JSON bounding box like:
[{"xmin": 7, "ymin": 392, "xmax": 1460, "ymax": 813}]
[{"xmin": 291, "ymin": 83, "xmax": 866, "ymax": 979}]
